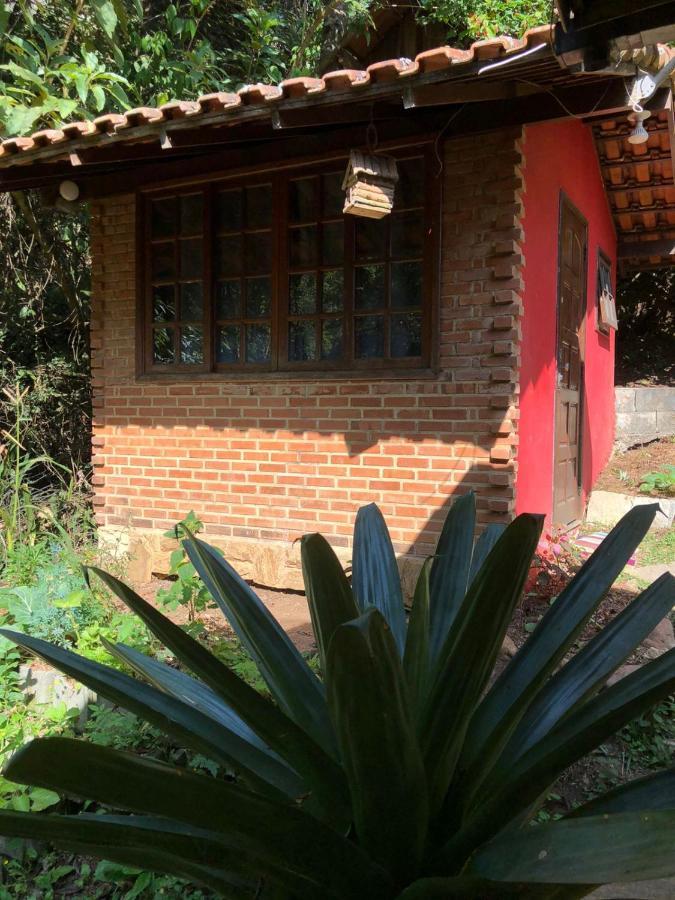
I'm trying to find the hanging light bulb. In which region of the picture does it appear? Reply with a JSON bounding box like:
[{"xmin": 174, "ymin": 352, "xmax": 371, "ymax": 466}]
[{"xmin": 628, "ymin": 109, "xmax": 651, "ymax": 145}]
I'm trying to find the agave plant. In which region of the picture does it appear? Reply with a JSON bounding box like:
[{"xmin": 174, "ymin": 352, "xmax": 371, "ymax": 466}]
[{"xmin": 1, "ymin": 496, "xmax": 674, "ymax": 898}]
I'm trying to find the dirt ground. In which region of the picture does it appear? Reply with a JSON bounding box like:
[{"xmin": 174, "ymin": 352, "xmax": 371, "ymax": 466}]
[{"xmin": 594, "ymin": 436, "xmax": 674, "ymax": 496}]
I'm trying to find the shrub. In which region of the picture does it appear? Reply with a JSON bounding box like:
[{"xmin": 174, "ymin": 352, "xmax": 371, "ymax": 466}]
[{"xmin": 0, "ymin": 496, "xmax": 673, "ymax": 897}]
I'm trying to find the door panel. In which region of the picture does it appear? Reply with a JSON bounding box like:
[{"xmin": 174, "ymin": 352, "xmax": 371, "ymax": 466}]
[{"xmin": 553, "ymin": 197, "xmax": 587, "ymax": 526}]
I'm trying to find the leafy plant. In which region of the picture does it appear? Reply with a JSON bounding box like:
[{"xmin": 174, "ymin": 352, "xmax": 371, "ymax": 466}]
[
  {"xmin": 0, "ymin": 496, "xmax": 673, "ymax": 896},
  {"xmin": 156, "ymin": 511, "xmax": 218, "ymax": 626},
  {"xmin": 639, "ymin": 465, "xmax": 675, "ymax": 496}
]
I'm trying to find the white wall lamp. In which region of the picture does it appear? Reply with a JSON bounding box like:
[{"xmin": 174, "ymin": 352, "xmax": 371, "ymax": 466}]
[
  {"xmin": 58, "ymin": 180, "xmax": 80, "ymax": 202},
  {"xmin": 627, "ymin": 108, "xmax": 651, "ymax": 145}
]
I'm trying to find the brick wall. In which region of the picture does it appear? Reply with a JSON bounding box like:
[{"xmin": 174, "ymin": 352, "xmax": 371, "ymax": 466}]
[{"xmin": 90, "ymin": 128, "xmax": 525, "ymax": 586}]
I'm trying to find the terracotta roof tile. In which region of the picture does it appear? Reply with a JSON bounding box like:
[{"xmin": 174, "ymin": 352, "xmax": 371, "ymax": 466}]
[
  {"xmin": 196, "ymin": 92, "xmax": 242, "ymax": 112},
  {"xmin": 0, "ymin": 25, "xmax": 668, "ymax": 170}
]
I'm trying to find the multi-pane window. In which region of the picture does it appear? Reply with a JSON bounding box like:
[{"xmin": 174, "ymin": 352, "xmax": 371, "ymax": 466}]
[{"xmin": 143, "ymin": 149, "xmax": 433, "ymax": 374}]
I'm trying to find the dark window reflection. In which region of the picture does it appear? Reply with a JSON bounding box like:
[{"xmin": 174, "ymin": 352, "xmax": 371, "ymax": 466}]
[
  {"xmin": 290, "ymin": 273, "xmax": 317, "ymax": 315},
  {"xmin": 216, "ymin": 325, "xmax": 241, "ymax": 363},
  {"xmin": 180, "ymin": 194, "xmax": 203, "ymax": 236},
  {"xmin": 356, "ymin": 218, "xmax": 387, "ymax": 261},
  {"xmin": 245, "ymin": 184, "xmax": 272, "ymax": 229},
  {"xmin": 246, "ymin": 323, "xmax": 271, "ymax": 363},
  {"xmin": 151, "ymin": 198, "xmax": 175, "ymax": 238},
  {"xmin": 151, "ymin": 242, "xmax": 175, "ymax": 280},
  {"xmin": 355, "ymin": 265, "xmax": 385, "ymax": 310},
  {"xmin": 289, "ymin": 225, "xmax": 318, "ymax": 268},
  {"xmin": 322, "ymin": 270, "xmax": 343, "ymax": 312},
  {"xmin": 180, "ymin": 326, "xmax": 204, "ymax": 364},
  {"xmin": 397, "ymin": 158, "xmax": 424, "ymax": 209},
  {"xmin": 180, "ymin": 239, "xmax": 203, "ymax": 280},
  {"xmin": 216, "ymin": 236, "xmax": 242, "ymax": 278},
  {"xmin": 322, "ymin": 221, "xmax": 344, "ymax": 267},
  {"xmin": 355, "ymin": 315, "xmax": 384, "ymax": 358},
  {"xmin": 391, "ymin": 313, "xmax": 422, "ymax": 357},
  {"xmin": 245, "ymin": 232, "xmax": 271, "ymax": 275},
  {"xmin": 321, "ymin": 319, "xmax": 343, "ymax": 360},
  {"xmin": 216, "ymin": 280, "xmax": 242, "ymax": 319},
  {"xmin": 391, "ymin": 210, "xmax": 424, "ymax": 258},
  {"xmin": 153, "ymin": 326, "xmax": 174, "ymax": 364},
  {"xmin": 216, "ymin": 189, "xmax": 243, "ymax": 233},
  {"xmin": 391, "ymin": 261, "xmax": 422, "ymax": 309},
  {"xmin": 289, "ymin": 320, "xmax": 316, "ymax": 361},
  {"xmin": 180, "ymin": 283, "xmax": 203, "ymax": 321},
  {"xmin": 289, "ymin": 178, "xmax": 317, "ymax": 224},
  {"xmin": 152, "ymin": 284, "xmax": 175, "ymax": 322},
  {"xmin": 322, "ymin": 172, "xmax": 343, "ymax": 218},
  {"xmin": 246, "ymin": 277, "xmax": 271, "ymax": 318}
]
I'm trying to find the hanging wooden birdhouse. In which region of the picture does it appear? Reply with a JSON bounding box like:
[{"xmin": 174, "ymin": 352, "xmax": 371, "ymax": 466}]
[{"xmin": 342, "ymin": 150, "xmax": 399, "ymax": 219}]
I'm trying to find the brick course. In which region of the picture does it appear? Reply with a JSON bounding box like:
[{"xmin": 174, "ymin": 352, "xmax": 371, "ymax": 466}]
[{"xmin": 90, "ymin": 129, "xmax": 525, "ymax": 584}]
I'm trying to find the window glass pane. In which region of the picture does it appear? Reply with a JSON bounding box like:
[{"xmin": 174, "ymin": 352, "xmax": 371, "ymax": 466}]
[
  {"xmin": 289, "ymin": 273, "xmax": 317, "ymax": 315},
  {"xmin": 356, "ymin": 218, "xmax": 387, "ymax": 261},
  {"xmin": 216, "ymin": 280, "xmax": 242, "ymax": 319},
  {"xmin": 152, "ymin": 284, "xmax": 175, "ymax": 322},
  {"xmin": 391, "ymin": 313, "xmax": 422, "ymax": 357},
  {"xmin": 216, "ymin": 189, "xmax": 243, "ymax": 233},
  {"xmin": 180, "ymin": 283, "xmax": 203, "ymax": 321},
  {"xmin": 153, "ymin": 326, "xmax": 174, "ymax": 364},
  {"xmin": 216, "ymin": 325, "xmax": 241, "ymax": 363},
  {"xmin": 246, "ymin": 277, "xmax": 271, "ymax": 318},
  {"xmin": 289, "ymin": 320, "xmax": 317, "ymax": 362},
  {"xmin": 391, "ymin": 261, "xmax": 423, "ymax": 309},
  {"xmin": 151, "ymin": 198, "xmax": 175, "ymax": 238},
  {"xmin": 289, "ymin": 225, "xmax": 318, "ymax": 268},
  {"xmin": 245, "ymin": 232, "xmax": 272, "ymax": 274},
  {"xmin": 322, "ymin": 172, "xmax": 343, "ymax": 218},
  {"xmin": 355, "ymin": 264, "xmax": 385, "ymax": 310},
  {"xmin": 397, "ymin": 158, "xmax": 424, "ymax": 209},
  {"xmin": 290, "ymin": 177, "xmax": 318, "ymax": 224},
  {"xmin": 151, "ymin": 242, "xmax": 175, "ymax": 280},
  {"xmin": 179, "ymin": 194, "xmax": 203, "ymax": 236},
  {"xmin": 322, "ymin": 221, "xmax": 344, "ymax": 266},
  {"xmin": 246, "ymin": 323, "xmax": 271, "ymax": 363},
  {"xmin": 180, "ymin": 238, "xmax": 203, "ymax": 279},
  {"xmin": 321, "ymin": 319, "xmax": 343, "ymax": 360},
  {"xmin": 245, "ymin": 185, "xmax": 272, "ymax": 229},
  {"xmin": 322, "ymin": 270, "xmax": 343, "ymax": 312},
  {"xmin": 180, "ymin": 326, "xmax": 204, "ymax": 364},
  {"xmin": 355, "ymin": 315, "xmax": 384, "ymax": 359},
  {"xmin": 216, "ymin": 236, "xmax": 242, "ymax": 277},
  {"xmin": 391, "ymin": 210, "xmax": 424, "ymax": 258}
]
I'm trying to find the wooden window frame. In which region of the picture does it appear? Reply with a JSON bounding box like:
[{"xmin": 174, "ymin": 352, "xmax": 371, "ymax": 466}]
[
  {"xmin": 596, "ymin": 249, "xmax": 617, "ymax": 335},
  {"xmin": 137, "ymin": 142, "xmax": 439, "ymax": 378}
]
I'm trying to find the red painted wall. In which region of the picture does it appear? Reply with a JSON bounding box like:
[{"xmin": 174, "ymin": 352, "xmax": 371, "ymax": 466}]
[{"xmin": 517, "ymin": 118, "xmax": 616, "ymax": 521}]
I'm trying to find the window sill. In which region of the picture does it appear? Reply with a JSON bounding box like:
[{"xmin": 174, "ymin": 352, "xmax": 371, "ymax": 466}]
[{"xmin": 135, "ymin": 366, "xmax": 440, "ymax": 384}]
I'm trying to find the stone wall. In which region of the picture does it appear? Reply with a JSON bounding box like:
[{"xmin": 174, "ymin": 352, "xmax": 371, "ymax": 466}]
[{"xmin": 615, "ymin": 387, "xmax": 675, "ymax": 450}]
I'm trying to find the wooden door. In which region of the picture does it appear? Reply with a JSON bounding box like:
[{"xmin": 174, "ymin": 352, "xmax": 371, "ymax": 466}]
[{"xmin": 553, "ymin": 197, "xmax": 587, "ymax": 525}]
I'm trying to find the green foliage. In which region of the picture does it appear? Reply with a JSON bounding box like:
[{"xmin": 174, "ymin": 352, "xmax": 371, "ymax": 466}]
[
  {"xmin": 0, "ymin": 496, "xmax": 673, "ymax": 897},
  {"xmin": 156, "ymin": 511, "xmax": 218, "ymax": 626},
  {"xmin": 417, "ymin": 0, "xmax": 550, "ymax": 43},
  {"xmin": 639, "ymin": 465, "xmax": 675, "ymax": 496}
]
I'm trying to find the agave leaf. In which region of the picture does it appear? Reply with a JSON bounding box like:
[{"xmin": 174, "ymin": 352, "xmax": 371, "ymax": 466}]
[
  {"xmin": 103, "ymin": 640, "xmax": 275, "ymax": 754},
  {"xmin": 183, "ymin": 537, "xmax": 336, "ymax": 756},
  {"xmin": 467, "ymin": 524, "xmax": 505, "ymax": 589},
  {"xmin": 440, "ymin": 648, "xmax": 675, "ymax": 869},
  {"xmin": 567, "ymin": 767, "xmax": 675, "ymax": 818},
  {"xmin": 0, "ymin": 810, "xmax": 294, "ymax": 899},
  {"xmin": 352, "ymin": 503, "xmax": 406, "ymax": 655},
  {"xmin": 420, "ymin": 513, "xmax": 543, "ymax": 814},
  {"xmin": 89, "ymin": 567, "xmax": 350, "ymax": 823},
  {"xmin": 300, "ymin": 532, "xmax": 359, "ymax": 671},
  {"xmin": 397, "ymin": 877, "xmax": 589, "ymax": 899},
  {"xmin": 465, "ymin": 811, "xmax": 675, "ymax": 884},
  {"xmin": 327, "ymin": 608, "xmax": 428, "ymax": 883},
  {"xmin": 403, "ymin": 558, "xmax": 432, "ymax": 711},
  {"xmin": 458, "ymin": 504, "xmax": 658, "ymax": 794},
  {"xmin": 428, "ymin": 492, "xmax": 476, "ymax": 664},
  {"xmin": 6, "ymin": 738, "xmax": 392, "ymax": 900},
  {"xmin": 0, "ymin": 629, "xmax": 301, "ymax": 801},
  {"xmin": 500, "ymin": 572, "xmax": 675, "ymax": 767}
]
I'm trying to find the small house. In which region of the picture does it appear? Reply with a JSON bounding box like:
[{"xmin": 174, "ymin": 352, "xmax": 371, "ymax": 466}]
[{"xmin": 2, "ymin": 9, "xmax": 674, "ymax": 587}]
